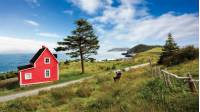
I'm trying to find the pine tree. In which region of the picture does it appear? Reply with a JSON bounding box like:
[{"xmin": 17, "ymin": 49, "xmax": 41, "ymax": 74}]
[
  {"xmin": 55, "ymin": 19, "xmax": 99, "ymax": 73},
  {"xmin": 158, "ymin": 33, "xmax": 179, "ymax": 64}
]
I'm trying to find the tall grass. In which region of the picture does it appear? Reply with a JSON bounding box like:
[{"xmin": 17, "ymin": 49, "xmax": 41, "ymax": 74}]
[{"xmin": 0, "ymin": 47, "xmax": 198, "ymax": 112}]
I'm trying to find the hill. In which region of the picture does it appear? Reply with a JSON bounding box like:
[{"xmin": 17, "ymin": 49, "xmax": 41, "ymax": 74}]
[{"xmin": 126, "ymin": 44, "xmax": 162, "ymax": 54}]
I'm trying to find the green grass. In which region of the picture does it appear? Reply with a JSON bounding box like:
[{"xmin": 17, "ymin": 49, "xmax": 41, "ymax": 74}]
[
  {"xmin": 0, "ymin": 47, "xmax": 198, "ymax": 112},
  {"xmin": 0, "ymin": 50, "xmax": 151, "ymax": 96},
  {"xmin": 167, "ymin": 59, "xmax": 199, "ymax": 78},
  {"xmin": 1, "ymin": 63, "xmax": 198, "ymax": 112},
  {"xmin": 132, "ymin": 47, "xmax": 162, "ymax": 64}
]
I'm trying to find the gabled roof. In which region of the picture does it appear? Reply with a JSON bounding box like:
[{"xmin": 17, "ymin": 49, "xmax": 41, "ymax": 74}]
[
  {"xmin": 29, "ymin": 47, "xmax": 46, "ymax": 64},
  {"xmin": 18, "ymin": 64, "xmax": 34, "ymax": 70},
  {"xmin": 18, "ymin": 46, "xmax": 58, "ymax": 71}
]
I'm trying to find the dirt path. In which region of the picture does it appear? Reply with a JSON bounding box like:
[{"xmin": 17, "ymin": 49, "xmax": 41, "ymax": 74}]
[
  {"xmin": 0, "ymin": 63, "xmax": 149, "ymax": 103},
  {"xmin": 0, "ymin": 76, "xmax": 92, "ymax": 102}
]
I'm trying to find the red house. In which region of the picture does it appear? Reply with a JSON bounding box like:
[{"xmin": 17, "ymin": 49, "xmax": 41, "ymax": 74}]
[{"xmin": 18, "ymin": 46, "xmax": 59, "ymax": 86}]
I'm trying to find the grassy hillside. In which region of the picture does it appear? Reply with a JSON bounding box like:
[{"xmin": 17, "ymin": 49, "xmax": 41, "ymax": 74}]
[
  {"xmin": 0, "ymin": 62, "xmax": 198, "ymax": 112},
  {"xmin": 127, "ymin": 44, "xmax": 162, "ymax": 54},
  {"xmin": 167, "ymin": 59, "xmax": 199, "ymax": 78},
  {"xmin": 0, "ymin": 47, "xmax": 198, "ymax": 112},
  {"xmin": 132, "ymin": 47, "xmax": 162, "ymax": 64}
]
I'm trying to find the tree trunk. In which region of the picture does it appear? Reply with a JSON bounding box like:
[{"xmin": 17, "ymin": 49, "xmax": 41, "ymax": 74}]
[{"xmin": 80, "ymin": 53, "xmax": 85, "ymax": 73}]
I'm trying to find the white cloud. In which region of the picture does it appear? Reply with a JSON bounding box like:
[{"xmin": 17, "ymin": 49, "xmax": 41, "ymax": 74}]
[
  {"xmin": 0, "ymin": 36, "xmax": 56, "ymax": 54},
  {"xmin": 37, "ymin": 32, "xmax": 60, "ymax": 38},
  {"xmin": 67, "ymin": 0, "xmax": 112, "ymax": 14},
  {"xmin": 63, "ymin": 10, "xmax": 73, "ymax": 15},
  {"xmin": 24, "ymin": 20, "xmax": 40, "ymax": 27},
  {"xmin": 91, "ymin": 0, "xmax": 198, "ymax": 42},
  {"xmin": 88, "ymin": 0, "xmax": 198, "ymax": 60}
]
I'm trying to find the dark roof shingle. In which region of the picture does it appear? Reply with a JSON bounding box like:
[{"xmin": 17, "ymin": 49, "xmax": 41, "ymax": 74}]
[
  {"xmin": 18, "ymin": 64, "xmax": 34, "ymax": 70},
  {"xmin": 29, "ymin": 47, "xmax": 46, "ymax": 64}
]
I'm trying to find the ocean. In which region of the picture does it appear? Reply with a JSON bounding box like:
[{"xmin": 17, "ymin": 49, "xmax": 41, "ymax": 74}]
[
  {"xmin": 0, "ymin": 54, "xmax": 67, "ymax": 73},
  {"xmin": 0, "ymin": 52, "xmax": 125, "ymax": 73}
]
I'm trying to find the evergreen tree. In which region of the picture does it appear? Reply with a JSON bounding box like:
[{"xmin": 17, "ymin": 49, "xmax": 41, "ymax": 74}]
[
  {"xmin": 55, "ymin": 19, "xmax": 99, "ymax": 73},
  {"xmin": 158, "ymin": 33, "xmax": 179, "ymax": 64}
]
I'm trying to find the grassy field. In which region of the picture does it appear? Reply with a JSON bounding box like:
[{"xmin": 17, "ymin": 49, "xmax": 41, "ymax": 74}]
[
  {"xmin": 0, "ymin": 47, "xmax": 162, "ymax": 96},
  {"xmin": 0, "ymin": 63, "xmax": 198, "ymax": 112},
  {"xmin": 167, "ymin": 59, "xmax": 199, "ymax": 78},
  {"xmin": 0, "ymin": 47, "xmax": 198, "ymax": 112}
]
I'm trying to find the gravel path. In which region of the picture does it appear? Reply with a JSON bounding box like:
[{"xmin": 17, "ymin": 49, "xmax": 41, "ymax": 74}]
[
  {"xmin": 0, "ymin": 63, "xmax": 149, "ymax": 103},
  {"xmin": 0, "ymin": 76, "xmax": 92, "ymax": 103}
]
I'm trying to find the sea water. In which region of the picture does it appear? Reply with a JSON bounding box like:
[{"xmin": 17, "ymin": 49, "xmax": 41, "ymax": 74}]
[{"xmin": 0, "ymin": 54, "xmax": 68, "ymax": 73}]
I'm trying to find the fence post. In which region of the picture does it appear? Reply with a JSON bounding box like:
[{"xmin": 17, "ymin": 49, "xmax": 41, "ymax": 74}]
[
  {"xmin": 148, "ymin": 58, "xmax": 153, "ymax": 76},
  {"xmin": 158, "ymin": 67, "xmax": 161, "ymax": 79},
  {"xmin": 162, "ymin": 71, "xmax": 168, "ymax": 86},
  {"xmin": 187, "ymin": 73, "xmax": 197, "ymax": 93},
  {"xmin": 167, "ymin": 74, "xmax": 172, "ymax": 87},
  {"xmin": 155, "ymin": 66, "xmax": 158, "ymax": 77}
]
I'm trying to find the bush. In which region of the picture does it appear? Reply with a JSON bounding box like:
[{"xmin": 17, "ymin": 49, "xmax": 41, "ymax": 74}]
[
  {"xmin": 64, "ymin": 60, "xmax": 70, "ymax": 65},
  {"xmin": 87, "ymin": 93, "xmax": 115, "ymax": 111},
  {"xmin": 95, "ymin": 74, "xmax": 112, "ymax": 84},
  {"xmin": 76, "ymin": 81, "xmax": 94, "ymax": 97},
  {"xmin": 50, "ymin": 86, "xmax": 76, "ymax": 105},
  {"xmin": 159, "ymin": 45, "xmax": 199, "ymax": 66},
  {"xmin": 139, "ymin": 78, "xmax": 199, "ymax": 112},
  {"xmin": 111, "ymin": 64, "xmax": 116, "ymax": 70},
  {"xmin": 0, "ymin": 71, "xmax": 17, "ymax": 80},
  {"xmin": 8, "ymin": 98, "xmax": 40, "ymax": 111}
]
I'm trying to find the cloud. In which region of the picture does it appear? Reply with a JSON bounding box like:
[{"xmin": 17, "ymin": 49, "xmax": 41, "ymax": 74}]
[
  {"xmin": 67, "ymin": 0, "xmax": 112, "ymax": 14},
  {"xmin": 87, "ymin": 0, "xmax": 198, "ymax": 59},
  {"xmin": 24, "ymin": 20, "xmax": 40, "ymax": 27},
  {"xmin": 63, "ymin": 10, "xmax": 73, "ymax": 15},
  {"xmin": 91, "ymin": 0, "xmax": 198, "ymax": 42},
  {"xmin": 0, "ymin": 36, "xmax": 56, "ymax": 54},
  {"xmin": 25, "ymin": 0, "xmax": 40, "ymax": 7},
  {"xmin": 37, "ymin": 32, "xmax": 60, "ymax": 38}
]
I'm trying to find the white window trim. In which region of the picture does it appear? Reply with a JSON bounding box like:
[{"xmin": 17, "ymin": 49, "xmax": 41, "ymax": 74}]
[
  {"xmin": 25, "ymin": 73, "xmax": 32, "ymax": 80},
  {"xmin": 44, "ymin": 57, "xmax": 50, "ymax": 64},
  {"xmin": 44, "ymin": 69, "xmax": 50, "ymax": 78}
]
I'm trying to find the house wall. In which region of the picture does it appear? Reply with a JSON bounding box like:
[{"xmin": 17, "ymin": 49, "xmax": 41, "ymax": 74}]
[{"xmin": 19, "ymin": 48, "xmax": 59, "ymax": 85}]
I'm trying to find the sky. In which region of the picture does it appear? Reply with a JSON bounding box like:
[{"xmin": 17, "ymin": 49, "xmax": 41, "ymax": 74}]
[{"xmin": 0, "ymin": 0, "xmax": 199, "ymax": 60}]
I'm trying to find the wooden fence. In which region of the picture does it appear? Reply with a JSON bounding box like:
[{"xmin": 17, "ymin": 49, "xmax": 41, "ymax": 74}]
[
  {"xmin": 153, "ymin": 67, "xmax": 198, "ymax": 93},
  {"xmin": 148, "ymin": 59, "xmax": 199, "ymax": 93}
]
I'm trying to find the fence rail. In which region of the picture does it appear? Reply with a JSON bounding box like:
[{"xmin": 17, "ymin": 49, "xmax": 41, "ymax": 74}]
[
  {"xmin": 161, "ymin": 70, "xmax": 189, "ymax": 79},
  {"xmin": 148, "ymin": 58, "xmax": 199, "ymax": 93}
]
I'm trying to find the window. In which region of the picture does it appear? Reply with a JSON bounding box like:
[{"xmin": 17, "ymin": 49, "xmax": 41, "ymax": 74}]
[
  {"xmin": 25, "ymin": 73, "xmax": 32, "ymax": 80},
  {"xmin": 44, "ymin": 57, "xmax": 50, "ymax": 64},
  {"xmin": 44, "ymin": 69, "xmax": 50, "ymax": 78}
]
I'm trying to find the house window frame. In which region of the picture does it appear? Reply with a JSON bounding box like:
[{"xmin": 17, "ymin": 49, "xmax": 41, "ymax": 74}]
[
  {"xmin": 25, "ymin": 73, "xmax": 32, "ymax": 80},
  {"xmin": 44, "ymin": 57, "xmax": 50, "ymax": 64},
  {"xmin": 44, "ymin": 69, "xmax": 50, "ymax": 78}
]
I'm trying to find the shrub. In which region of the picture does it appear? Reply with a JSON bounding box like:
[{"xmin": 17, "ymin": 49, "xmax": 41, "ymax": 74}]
[
  {"xmin": 50, "ymin": 86, "xmax": 75, "ymax": 106},
  {"xmin": 76, "ymin": 81, "xmax": 94, "ymax": 97},
  {"xmin": 64, "ymin": 60, "xmax": 70, "ymax": 65},
  {"xmin": 0, "ymin": 71, "xmax": 17, "ymax": 80},
  {"xmin": 139, "ymin": 78, "xmax": 199, "ymax": 112},
  {"xmin": 159, "ymin": 45, "xmax": 199, "ymax": 66},
  {"xmin": 88, "ymin": 58, "xmax": 96, "ymax": 63},
  {"xmin": 180, "ymin": 45, "xmax": 199, "ymax": 60},
  {"xmin": 87, "ymin": 93, "xmax": 115, "ymax": 111},
  {"xmin": 96, "ymin": 74, "xmax": 112, "ymax": 84},
  {"xmin": 111, "ymin": 64, "xmax": 116, "ymax": 70},
  {"xmin": 8, "ymin": 98, "xmax": 40, "ymax": 111}
]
